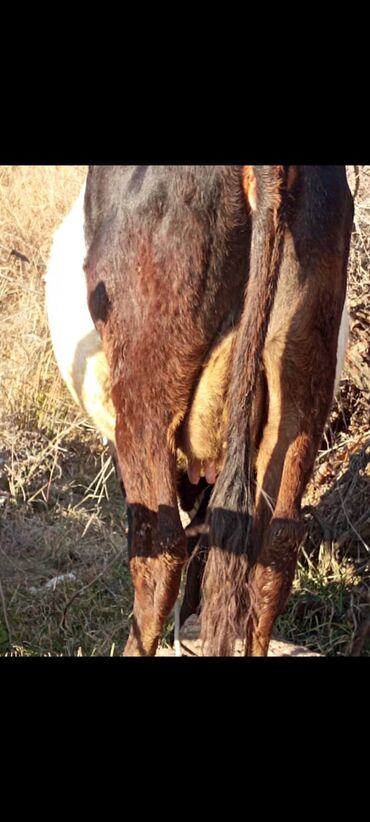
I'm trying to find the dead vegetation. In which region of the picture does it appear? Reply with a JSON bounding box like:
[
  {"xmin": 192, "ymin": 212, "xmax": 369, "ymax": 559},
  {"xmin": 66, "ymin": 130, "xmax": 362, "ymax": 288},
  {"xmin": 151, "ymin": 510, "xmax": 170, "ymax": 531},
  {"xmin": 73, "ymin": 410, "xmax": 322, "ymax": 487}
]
[
  {"xmin": 0, "ymin": 165, "xmax": 369, "ymax": 656},
  {"xmin": 0, "ymin": 166, "xmax": 132, "ymax": 656}
]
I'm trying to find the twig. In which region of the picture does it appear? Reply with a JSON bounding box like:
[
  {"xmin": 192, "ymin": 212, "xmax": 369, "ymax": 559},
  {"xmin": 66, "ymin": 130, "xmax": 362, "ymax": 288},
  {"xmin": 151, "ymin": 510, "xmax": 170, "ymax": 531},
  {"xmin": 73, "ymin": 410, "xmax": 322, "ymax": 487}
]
[
  {"xmin": 174, "ymin": 600, "xmax": 182, "ymax": 657},
  {"xmin": 335, "ymin": 511, "xmax": 370, "ymax": 549},
  {"xmin": 180, "ymin": 642, "xmax": 198, "ymax": 657},
  {"xmin": 338, "ymin": 484, "xmax": 370, "ymax": 554},
  {"xmin": 353, "ymin": 165, "xmax": 361, "ymax": 200},
  {"xmin": 0, "ymin": 577, "xmax": 13, "ymax": 648},
  {"xmin": 10, "ymin": 249, "xmax": 30, "ymax": 264},
  {"xmin": 60, "ymin": 558, "xmax": 116, "ymax": 632}
]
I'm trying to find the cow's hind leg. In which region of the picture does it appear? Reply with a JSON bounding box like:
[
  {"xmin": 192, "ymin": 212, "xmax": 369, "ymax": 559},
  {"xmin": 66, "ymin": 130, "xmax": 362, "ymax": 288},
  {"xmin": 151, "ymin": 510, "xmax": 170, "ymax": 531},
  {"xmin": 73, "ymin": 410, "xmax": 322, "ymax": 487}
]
[{"xmin": 246, "ymin": 305, "xmax": 342, "ymax": 656}]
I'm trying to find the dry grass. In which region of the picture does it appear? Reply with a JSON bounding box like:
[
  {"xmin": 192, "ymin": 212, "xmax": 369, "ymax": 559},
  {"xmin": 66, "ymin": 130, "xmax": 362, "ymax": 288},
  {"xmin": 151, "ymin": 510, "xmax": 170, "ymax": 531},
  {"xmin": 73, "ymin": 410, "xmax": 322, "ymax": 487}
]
[
  {"xmin": 0, "ymin": 165, "xmax": 87, "ymax": 431},
  {"xmin": 0, "ymin": 165, "xmax": 369, "ymax": 656},
  {"xmin": 0, "ymin": 166, "xmax": 132, "ymax": 656}
]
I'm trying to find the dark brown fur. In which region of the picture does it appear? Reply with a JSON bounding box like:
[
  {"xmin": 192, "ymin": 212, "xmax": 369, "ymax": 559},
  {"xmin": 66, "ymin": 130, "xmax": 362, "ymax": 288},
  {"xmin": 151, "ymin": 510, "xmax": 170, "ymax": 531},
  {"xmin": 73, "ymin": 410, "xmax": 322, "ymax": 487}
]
[
  {"xmin": 84, "ymin": 166, "xmax": 251, "ymax": 655},
  {"xmin": 83, "ymin": 165, "xmax": 353, "ymax": 656}
]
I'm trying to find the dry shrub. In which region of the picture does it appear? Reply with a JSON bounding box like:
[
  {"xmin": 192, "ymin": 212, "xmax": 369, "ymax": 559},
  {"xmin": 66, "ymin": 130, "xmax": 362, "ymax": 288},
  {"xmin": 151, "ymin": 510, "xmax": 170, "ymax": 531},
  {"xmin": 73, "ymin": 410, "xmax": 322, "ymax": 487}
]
[
  {"xmin": 0, "ymin": 166, "xmax": 132, "ymax": 656},
  {"xmin": 0, "ymin": 165, "xmax": 87, "ymax": 430}
]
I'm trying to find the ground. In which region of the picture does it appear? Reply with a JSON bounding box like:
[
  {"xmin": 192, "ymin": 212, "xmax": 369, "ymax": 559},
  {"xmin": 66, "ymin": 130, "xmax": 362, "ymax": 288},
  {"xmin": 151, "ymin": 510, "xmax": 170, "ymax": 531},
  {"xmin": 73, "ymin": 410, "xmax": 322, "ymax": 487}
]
[{"xmin": 0, "ymin": 165, "xmax": 369, "ymax": 657}]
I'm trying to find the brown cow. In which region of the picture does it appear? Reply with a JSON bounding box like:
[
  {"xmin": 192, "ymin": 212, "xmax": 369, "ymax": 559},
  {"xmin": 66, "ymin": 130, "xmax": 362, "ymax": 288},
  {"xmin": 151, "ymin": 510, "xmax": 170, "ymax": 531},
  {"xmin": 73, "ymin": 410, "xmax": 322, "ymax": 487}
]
[{"xmin": 48, "ymin": 166, "xmax": 353, "ymax": 656}]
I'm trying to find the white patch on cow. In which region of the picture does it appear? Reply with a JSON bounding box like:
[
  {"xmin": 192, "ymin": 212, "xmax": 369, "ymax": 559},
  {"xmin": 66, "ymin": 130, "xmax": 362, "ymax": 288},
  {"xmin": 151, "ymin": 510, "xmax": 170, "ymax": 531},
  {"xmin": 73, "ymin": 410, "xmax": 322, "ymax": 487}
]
[
  {"xmin": 45, "ymin": 183, "xmax": 116, "ymax": 445},
  {"xmin": 334, "ymin": 299, "xmax": 349, "ymax": 397}
]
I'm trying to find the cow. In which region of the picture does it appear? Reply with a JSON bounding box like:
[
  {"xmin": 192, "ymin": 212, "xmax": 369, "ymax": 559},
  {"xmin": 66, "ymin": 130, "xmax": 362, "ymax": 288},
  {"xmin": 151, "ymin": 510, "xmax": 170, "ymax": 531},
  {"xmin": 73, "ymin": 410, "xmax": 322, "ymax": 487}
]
[
  {"xmin": 45, "ymin": 185, "xmax": 115, "ymax": 450},
  {"xmin": 46, "ymin": 166, "xmax": 353, "ymax": 656}
]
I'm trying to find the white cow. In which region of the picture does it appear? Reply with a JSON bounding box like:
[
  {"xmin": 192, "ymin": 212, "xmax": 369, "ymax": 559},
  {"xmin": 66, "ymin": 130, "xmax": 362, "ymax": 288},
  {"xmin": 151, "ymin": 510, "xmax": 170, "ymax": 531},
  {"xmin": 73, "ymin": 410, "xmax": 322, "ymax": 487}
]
[{"xmin": 45, "ymin": 184, "xmax": 115, "ymax": 447}]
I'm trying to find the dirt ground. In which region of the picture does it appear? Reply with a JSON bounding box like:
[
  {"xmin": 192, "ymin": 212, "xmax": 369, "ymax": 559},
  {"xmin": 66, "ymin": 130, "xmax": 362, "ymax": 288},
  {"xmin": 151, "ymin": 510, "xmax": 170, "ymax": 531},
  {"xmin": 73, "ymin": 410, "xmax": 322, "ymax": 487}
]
[{"xmin": 156, "ymin": 615, "xmax": 322, "ymax": 656}]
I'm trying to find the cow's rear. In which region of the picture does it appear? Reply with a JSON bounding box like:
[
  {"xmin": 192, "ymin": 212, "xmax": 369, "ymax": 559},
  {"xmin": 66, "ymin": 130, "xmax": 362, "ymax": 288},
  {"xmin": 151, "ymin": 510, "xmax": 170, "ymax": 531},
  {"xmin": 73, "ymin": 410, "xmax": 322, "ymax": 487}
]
[
  {"xmin": 79, "ymin": 165, "xmax": 353, "ymax": 657},
  {"xmin": 201, "ymin": 165, "xmax": 354, "ymax": 655}
]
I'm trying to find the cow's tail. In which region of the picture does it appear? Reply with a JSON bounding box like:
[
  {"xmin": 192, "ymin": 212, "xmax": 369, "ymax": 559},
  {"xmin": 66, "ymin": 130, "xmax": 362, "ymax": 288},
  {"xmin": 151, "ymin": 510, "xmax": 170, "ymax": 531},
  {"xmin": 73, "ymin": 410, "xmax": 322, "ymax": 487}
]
[{"xmin": 200, "ymin": 165, "xmax": 292, "ymax": 656}]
